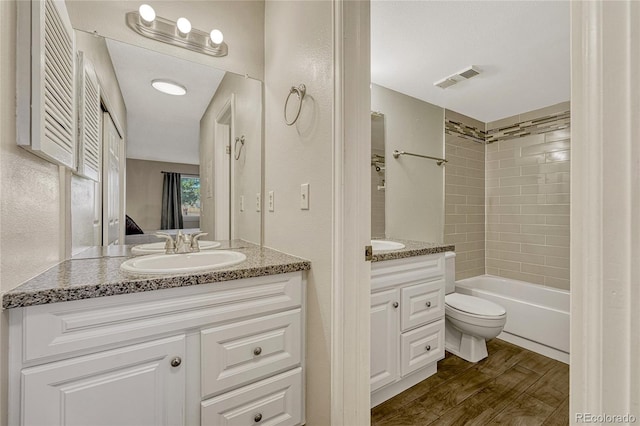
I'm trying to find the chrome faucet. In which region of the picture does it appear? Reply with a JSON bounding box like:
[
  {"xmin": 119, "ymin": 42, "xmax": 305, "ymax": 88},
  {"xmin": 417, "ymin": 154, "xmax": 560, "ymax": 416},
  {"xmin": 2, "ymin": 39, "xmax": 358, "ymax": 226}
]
[{"xmin": 154, "ymin": 232, "xmax": 209, "ymax": 254}]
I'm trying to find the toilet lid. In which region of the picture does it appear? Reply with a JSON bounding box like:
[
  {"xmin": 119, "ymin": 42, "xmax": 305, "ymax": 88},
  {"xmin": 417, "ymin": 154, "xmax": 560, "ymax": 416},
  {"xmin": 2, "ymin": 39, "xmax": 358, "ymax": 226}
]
[{"xmin": 445, "ymin": 293, "xmax": 506, "ymax": 316}]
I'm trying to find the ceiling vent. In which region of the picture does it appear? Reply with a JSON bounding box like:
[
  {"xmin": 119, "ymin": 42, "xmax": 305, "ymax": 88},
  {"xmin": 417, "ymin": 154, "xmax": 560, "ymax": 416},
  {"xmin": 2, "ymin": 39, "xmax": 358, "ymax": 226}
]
[{"xmin": 434, "ymin": 65, "xmax": 481, "ymax": 89}]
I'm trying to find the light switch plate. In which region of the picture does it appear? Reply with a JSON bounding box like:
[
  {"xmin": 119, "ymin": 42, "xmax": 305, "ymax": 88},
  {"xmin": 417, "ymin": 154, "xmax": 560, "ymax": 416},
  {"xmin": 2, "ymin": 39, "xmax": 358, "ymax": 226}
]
[
  {"xmin": 240, "ymin": 195, "xmax": 244, "ymax": 212},
  {"xmin": 300, "ymin": 183, "xmax": 309, "ymax": 210},
  {"xmin": 256, "ymin": 193, "xmax": 261, "ymax": 212},
  {"xmin": 268, "ymin": 191, "xmax": 275, "ymax": 212}
]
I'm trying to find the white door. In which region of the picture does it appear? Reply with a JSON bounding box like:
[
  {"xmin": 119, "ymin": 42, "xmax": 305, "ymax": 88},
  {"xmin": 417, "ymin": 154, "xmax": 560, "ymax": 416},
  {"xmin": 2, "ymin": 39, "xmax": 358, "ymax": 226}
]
[
  {"xmin": 102, "ymin": 112, "xmax": 122, "ymax": 245},
  {"xmin": 21, "ymin": 335, "xmax": 185, "ymax": 426},
  {"xmin": 370, "ymin": 288, "xmax": 399, "ymax": 392}
]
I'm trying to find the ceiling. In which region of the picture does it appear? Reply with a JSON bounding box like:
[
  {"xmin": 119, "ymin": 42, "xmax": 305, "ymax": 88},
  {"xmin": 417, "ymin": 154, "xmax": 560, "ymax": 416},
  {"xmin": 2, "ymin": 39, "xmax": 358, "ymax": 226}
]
[
  {"xmin": 371, "ymin": 1, "xmax": 570, "ymax": 123},
  {"xmin": 106, "ymin": 39, "xmax": 226, "ymax": 165}
]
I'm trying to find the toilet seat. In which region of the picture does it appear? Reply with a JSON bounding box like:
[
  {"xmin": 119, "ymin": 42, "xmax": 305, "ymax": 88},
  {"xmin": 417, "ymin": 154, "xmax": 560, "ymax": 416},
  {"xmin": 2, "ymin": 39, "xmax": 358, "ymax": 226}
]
[{"xmin": 445, "ymin": 293, "xmax": 506, "ymax": 317}]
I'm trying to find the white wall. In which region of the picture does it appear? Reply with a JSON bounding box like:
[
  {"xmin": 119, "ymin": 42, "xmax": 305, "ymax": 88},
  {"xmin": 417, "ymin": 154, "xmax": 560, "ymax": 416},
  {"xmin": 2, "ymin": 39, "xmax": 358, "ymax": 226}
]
[
  {"xmin": 199, "ymin": 73, "xmax": 262, "ymax": 244},
  {"xmin": 66, "ymin": 0, "xmax": 265, "ymax": 80},
  {"xmin": 371, "ymin": 84, "xmax": 445, "ymax": 243},
  {"xmin": 0, "ymin": 1, "xmax": 63, "ymax": 423},
  {"xmin": 264, "ymin": 1, "xmax": 334, "ymax": 423}
]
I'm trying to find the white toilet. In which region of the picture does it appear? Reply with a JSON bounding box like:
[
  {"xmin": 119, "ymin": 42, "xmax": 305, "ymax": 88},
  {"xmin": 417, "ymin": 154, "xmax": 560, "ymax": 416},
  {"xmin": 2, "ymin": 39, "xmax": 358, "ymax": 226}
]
[{"xmin": 444, "ymin": 252, "xmax": 507, "ymax": 362}]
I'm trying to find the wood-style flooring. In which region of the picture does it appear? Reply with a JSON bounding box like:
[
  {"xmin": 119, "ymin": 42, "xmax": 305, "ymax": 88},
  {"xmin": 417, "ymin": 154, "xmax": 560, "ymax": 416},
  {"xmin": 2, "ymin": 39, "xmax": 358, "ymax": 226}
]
[{"xmin": 371, "ymin": 339, "xmax": 569, "ymax": 426}]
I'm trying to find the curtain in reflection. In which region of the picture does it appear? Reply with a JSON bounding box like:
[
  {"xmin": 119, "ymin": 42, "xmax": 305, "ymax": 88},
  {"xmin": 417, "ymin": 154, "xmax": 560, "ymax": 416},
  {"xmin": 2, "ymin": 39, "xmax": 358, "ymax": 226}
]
[{"xmin": 161, "ymin": 172, "xmax": 184, "ymax": 229}]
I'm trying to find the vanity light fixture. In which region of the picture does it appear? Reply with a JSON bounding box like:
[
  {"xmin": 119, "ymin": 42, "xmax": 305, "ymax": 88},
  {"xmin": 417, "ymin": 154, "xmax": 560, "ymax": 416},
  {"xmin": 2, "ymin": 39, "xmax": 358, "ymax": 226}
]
[
  {"xmin": 152, "ymin": 80, "xmax": 187, "ymax": 96},
  {"xmin": 138, "ymin": 4, "xmax": 156, "ymax": 24},
  {"xmin": 176, "ymin": 17, "xmax": 191, "ymax": 36},
  {"xmin": 126, "ymin": 6, "xmax": 228, "ymax": 57}
]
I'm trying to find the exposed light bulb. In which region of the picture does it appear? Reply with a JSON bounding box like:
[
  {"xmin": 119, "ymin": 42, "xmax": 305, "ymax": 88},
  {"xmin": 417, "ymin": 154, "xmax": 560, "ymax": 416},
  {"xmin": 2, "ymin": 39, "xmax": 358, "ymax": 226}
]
[
  {"xmin": 138, "ymin": 4, "xmax": 156, "ymax": 23},
  {"xmin": 176, "ymin": 17, "xmax": 191, "ymax": 35},
  {"xmin": 152, "ymin": 80, "xmax": 187, "ymax": 96},
  {"xmin": 209, "ymin": 29, "xmax": 224, "ymax": 45}
]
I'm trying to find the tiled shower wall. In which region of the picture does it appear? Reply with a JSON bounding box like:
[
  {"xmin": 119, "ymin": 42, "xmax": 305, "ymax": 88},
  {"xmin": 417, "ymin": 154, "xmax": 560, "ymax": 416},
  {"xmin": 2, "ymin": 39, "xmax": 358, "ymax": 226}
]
[
  {"xmin": 485, "ymin": 103, "xmax": 570, "ymax": 290},
  {"xmin": 444, "ymin": 103, "xmax": 570, "ymax": 289},
  {"xmin": 444, "ymin": 111, "xmax": 486, "ymax": 280}
]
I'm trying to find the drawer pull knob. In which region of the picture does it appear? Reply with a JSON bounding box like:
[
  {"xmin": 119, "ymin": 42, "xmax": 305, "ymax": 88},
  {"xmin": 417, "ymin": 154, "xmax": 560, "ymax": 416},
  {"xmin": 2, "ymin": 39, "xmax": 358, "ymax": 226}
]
[
  {"xmin": 425, "ymin": 301, "xmax": 431, "ymax": 308},
  {"xmin": 425, "ymin": 345, "xmax": 431, "ymax": 351},
  {"xmin": 254, "ymin": 413, "xmax": 263, "ymax": 422},
  {"xmin": 253, "ymin": 347, "xmax": 263, "ymax": 356},
  {"xmin": 392, "ymin": 302, "xmax": 399, "ymax": 308},
  {"xmin": 170, "ymin": 357, "xmax": 182, "ymax": 367}
]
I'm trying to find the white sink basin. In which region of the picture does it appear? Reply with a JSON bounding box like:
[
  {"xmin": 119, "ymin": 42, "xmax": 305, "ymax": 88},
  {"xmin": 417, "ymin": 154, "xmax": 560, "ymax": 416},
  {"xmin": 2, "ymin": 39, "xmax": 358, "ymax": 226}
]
[
  {"xmin": 131, "ymin": 240, "xmax": 221, "ymax": 256},
  {"xmin": 120, "ymin": 251, "xmax": 247, "ymax": 275},
  {"xmin": 372, "ymin": 240, "xmax": 405, "ymax": 252}
]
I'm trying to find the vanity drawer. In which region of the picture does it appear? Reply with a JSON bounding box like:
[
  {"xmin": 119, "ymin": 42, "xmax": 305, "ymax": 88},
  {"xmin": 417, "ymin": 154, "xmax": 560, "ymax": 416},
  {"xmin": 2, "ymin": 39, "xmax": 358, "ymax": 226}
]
[
  {"xmin": 201, "ymin": 367, "xmax": 303, "ymax": 426},
  {"xmin": 201, "ymin": 308, "xmax": 302, "ymax": 398},
  {"xmin": 400, "ymin": 279, "xmax": 445, "ymax": 331},
  {"xmin": 20, "ymin": 273, "xmax": 302, "ymax": 363},
  {"xmin": 400, "ymin": 319, "xmax": 444, "ymax": 377}
]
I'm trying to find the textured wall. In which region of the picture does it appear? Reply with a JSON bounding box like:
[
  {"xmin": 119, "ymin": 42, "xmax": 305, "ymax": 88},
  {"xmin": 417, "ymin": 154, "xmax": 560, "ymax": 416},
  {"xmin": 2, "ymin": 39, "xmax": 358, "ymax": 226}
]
[
  {"xmin": 485, "ymin": 102, "xmax": 570, "ymax": 290},
  {"xmin": 1, "ymin": 1, "xmax": 63, "ymax": 423},
  {"xmin": 264, "ymin": 1, "xmax": 333, "ymax": 423},
  {"xmin": 444, "ymin": 110, "xmax": 486, "ymax": 280}
]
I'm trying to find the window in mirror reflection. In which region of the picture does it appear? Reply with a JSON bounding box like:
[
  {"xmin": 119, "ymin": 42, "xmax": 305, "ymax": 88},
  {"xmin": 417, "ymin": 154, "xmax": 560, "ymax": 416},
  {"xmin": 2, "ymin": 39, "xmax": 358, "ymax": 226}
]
[{"xmin": 181, "ymin": 175, "xmax": 201, "ymax": 224}]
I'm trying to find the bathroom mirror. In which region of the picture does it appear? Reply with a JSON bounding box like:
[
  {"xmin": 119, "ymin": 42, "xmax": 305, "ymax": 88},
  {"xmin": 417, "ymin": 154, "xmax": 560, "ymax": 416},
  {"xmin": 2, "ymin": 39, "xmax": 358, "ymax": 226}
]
[
  {"xmin": 371, "ymin": 112, "xmax": 386, "ymax": 239},
  {"xmin": 371, "ymin": 83, "xmax": 445, "ymax": 243},
  {"xmin": 69, "ymin": 31, "xmax": 263, "ymax": 255}
]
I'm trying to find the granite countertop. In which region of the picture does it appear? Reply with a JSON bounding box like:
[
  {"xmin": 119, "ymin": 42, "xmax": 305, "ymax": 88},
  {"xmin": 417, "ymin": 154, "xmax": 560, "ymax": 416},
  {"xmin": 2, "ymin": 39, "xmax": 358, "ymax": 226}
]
[
  {"xmin": 3, "ymin": 241, "xmax": 310, "ymax": 309},
  {"xmin": 372, "ymin": 239, "xmax": 454, "ymax": 262}
]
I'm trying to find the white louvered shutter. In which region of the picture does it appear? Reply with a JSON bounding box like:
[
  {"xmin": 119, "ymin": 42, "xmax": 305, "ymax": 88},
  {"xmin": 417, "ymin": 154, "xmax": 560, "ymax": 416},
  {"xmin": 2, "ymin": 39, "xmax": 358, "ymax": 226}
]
[
  {"xmin": 17, "ymin": 0, "xmax": 77, "ymax": 169},
  {"xmin": 77, "ymin": 52, "xmax": 102, "ymax": 181}
]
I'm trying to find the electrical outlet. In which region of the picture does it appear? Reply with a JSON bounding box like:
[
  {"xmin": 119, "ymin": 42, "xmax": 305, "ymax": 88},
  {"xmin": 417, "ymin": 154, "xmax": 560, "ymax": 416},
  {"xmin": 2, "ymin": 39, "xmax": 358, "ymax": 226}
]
[
  {"xmin": 268, "ymin": 191, "xmax": 275, "ymax": 212},
  {"xmin": 300, "ymin": 183, "xmax": 309, "ymax": 210},
  {"xmin": 256, "ymin": 193, "xmax": 261, "ymax": 212},
  {"xmin": 240, "ymin": 195, "xmax": 244, "ymax": 212}
]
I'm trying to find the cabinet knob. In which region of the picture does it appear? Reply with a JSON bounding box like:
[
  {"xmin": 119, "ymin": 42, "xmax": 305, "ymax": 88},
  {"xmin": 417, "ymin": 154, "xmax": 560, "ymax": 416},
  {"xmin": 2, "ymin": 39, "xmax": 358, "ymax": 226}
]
[
  {"xmin": 392, "ymin": 302, "xmax": 399, "ymax": 308},
  {"xmin": 425, "ymin": 301, "xmax": 431, "ymax": 308},
  {"xmin": 170, "ymin": 356, "xmax": 182, "ymax": 367},
  {"xmin": 254, "ymin": 413, "xmax": 263, "ymax": 422},
  {"xmin": 253, "ymin": 347, "xmax": 263, "ymax": 356},
  {"xmin": 425, "ymin": 345, "xmax": 431, "ymax": 351}
]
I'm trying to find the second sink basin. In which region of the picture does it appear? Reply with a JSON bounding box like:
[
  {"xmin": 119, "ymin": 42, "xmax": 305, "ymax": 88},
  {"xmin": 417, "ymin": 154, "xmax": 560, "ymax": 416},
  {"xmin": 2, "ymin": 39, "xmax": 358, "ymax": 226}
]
[
  {"xmin": 372, "ymin": 240, "xmax": 406, "ymax": 252},
  {"xmin": 120, "ymin": 250, "xmax": 247, "ymax": 275}
]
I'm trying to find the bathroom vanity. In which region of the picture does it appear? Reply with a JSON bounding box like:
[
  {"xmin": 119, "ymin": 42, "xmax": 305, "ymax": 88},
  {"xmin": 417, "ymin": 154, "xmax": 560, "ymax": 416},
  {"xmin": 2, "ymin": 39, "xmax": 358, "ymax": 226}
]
[
  {"xmin": 4, "ymin": 243, "xmax": 309, "ymax": 426},
  {"xmin": 370, "ymin": 240, "xmax": 454, "ymax": 407}
]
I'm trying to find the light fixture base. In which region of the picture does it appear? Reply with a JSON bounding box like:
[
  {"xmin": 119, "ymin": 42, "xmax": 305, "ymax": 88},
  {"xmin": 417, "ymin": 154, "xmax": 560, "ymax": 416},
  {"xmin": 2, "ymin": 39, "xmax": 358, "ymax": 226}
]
[{"xmin": 126, "ymin": 12, "xmax": 228, "ymax": 58}]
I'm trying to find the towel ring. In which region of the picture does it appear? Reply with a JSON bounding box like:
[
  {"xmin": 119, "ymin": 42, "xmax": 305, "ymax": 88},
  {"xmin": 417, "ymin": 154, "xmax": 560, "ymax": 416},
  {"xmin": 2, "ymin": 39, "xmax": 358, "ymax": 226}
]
[
  {"xmin": 284, "ymin": 84, "xmax": 306, "ymax": 126},
  {"xmin": 234, "ymin": 135, "xmax": 245, "ymax": 160}
]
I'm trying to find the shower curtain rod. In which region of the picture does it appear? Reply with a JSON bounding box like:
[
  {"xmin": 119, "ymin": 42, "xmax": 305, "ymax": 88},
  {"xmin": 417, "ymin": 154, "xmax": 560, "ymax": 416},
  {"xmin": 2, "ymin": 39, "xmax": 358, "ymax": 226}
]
[{"xmin": 392, "ymin": 150, "xmax": 448, "ymax": 166}]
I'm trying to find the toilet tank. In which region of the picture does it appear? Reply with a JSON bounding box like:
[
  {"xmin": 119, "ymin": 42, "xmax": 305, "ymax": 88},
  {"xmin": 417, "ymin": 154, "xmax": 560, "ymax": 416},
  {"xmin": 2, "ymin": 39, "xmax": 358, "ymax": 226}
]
[{"xmin": 445, "ymin": 252, "xmax": 456, "ymax": 294}]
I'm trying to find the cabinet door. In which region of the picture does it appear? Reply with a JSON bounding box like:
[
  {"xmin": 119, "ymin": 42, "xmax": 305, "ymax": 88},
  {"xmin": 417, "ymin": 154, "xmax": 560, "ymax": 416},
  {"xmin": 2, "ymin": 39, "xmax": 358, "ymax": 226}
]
[
  {"xmin": 21, "ymin": 335, "xmax": 185, "ymax": 426},
  {"xmin": 370, "ymin": 288, "xmax": 399, "ymax": 392}
]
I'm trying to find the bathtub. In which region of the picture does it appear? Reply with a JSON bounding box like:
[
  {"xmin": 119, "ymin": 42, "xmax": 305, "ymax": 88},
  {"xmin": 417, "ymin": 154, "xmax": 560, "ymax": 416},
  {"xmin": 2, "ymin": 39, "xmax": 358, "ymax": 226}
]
[{"xmin": 455, "ymin": 275, "xmax": 569, "ymax": 363}]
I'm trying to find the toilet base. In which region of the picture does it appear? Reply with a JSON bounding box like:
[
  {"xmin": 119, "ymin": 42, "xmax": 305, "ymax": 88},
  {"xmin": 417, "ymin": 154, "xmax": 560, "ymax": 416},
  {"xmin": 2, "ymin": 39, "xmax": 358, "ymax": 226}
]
[{"xmin": 445, "ymin": 319, "xmax": 488, "ymax": 362}]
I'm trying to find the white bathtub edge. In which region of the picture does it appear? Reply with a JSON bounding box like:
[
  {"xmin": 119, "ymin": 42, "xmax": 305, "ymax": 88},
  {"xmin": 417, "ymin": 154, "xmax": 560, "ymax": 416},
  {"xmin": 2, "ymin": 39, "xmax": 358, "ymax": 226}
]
[{"xmin": 497, "ymin": 332, "xmax": 569, "ymax": 364}]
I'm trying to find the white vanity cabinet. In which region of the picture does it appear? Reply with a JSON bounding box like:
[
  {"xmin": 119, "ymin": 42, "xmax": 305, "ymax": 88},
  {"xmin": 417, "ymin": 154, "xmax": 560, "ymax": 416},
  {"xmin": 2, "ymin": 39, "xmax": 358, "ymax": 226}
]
[
  {"xmin": 370, "ymin": 254, "xmax": 446, "ymax": 407},
  {"xmin": 8, "ymin": 272, "xmax": 306, "ymax": 426}
]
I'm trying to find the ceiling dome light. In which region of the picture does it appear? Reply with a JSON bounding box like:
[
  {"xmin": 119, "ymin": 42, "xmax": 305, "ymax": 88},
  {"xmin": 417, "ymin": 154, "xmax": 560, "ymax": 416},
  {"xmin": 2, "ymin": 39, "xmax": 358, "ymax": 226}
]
[
  {"xmin": 138, "ymin": 4, "xmax": 156, "ymax": 23},
  {"xmin": 176, "ymin": 17, "xmax": 191, "ymax": 35},
  {"xmin": 151, "ymin": 80, "xmax": 187, "ymax": 96},
  {"xmin": 209, "ymin": 29, "xmax": 224, "ymax": 45}
]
